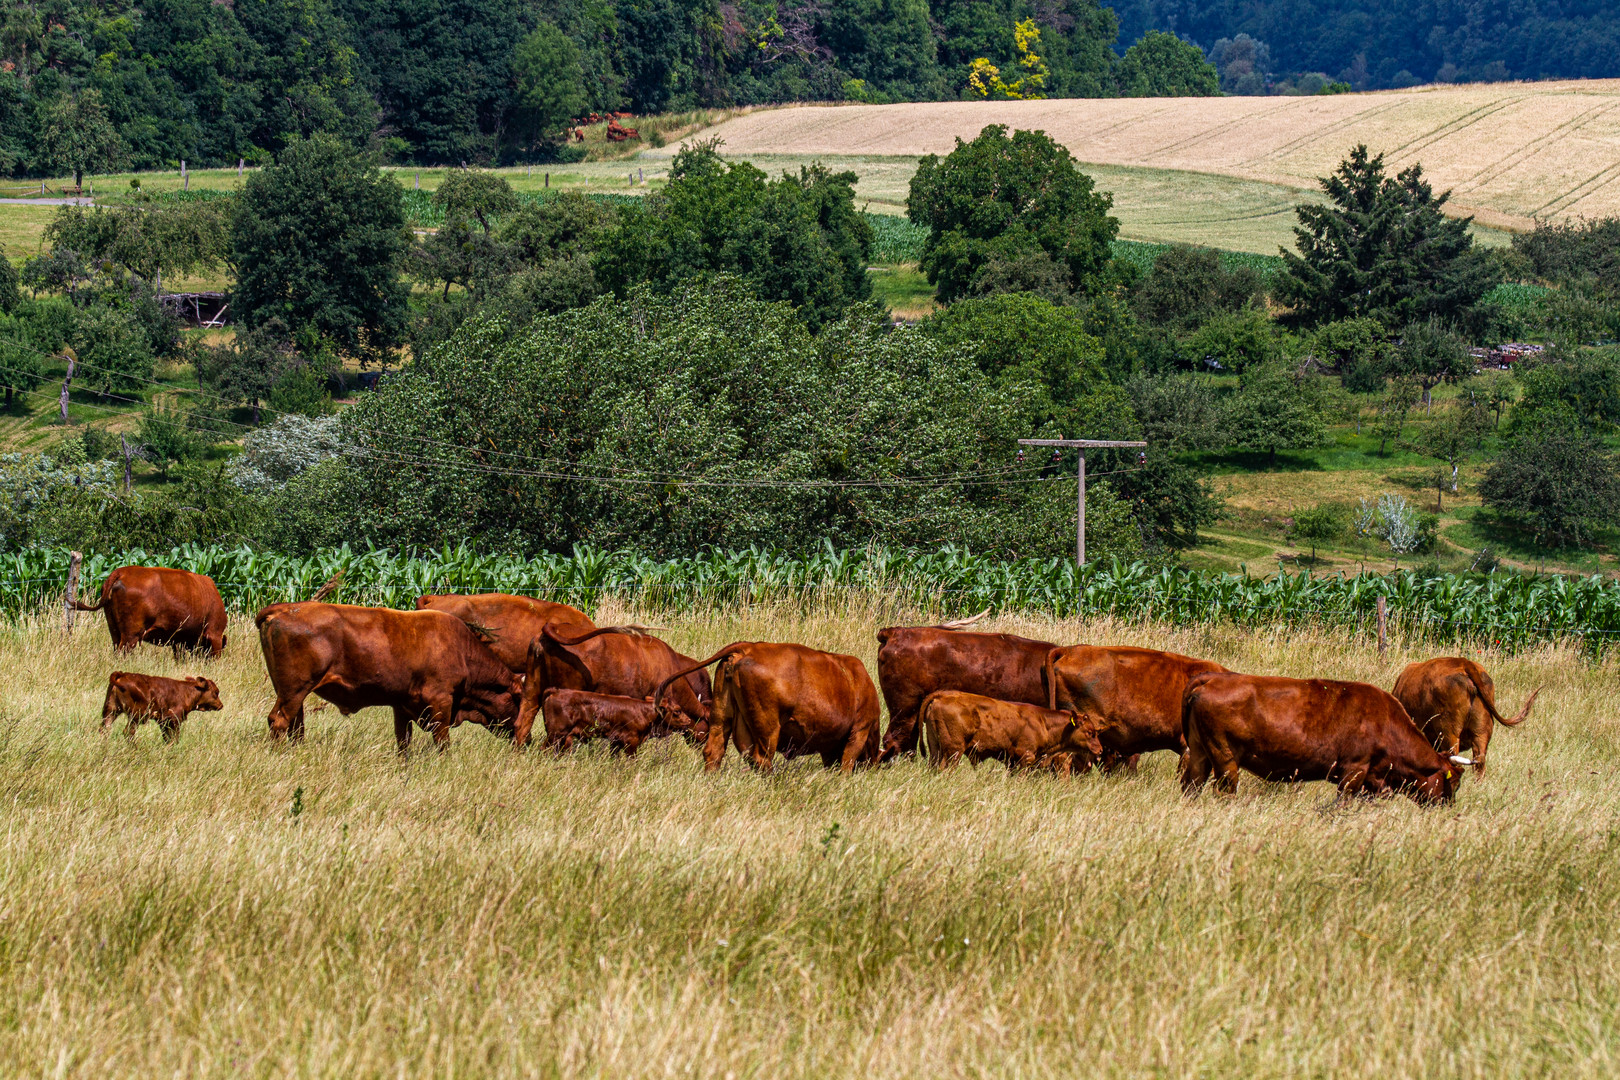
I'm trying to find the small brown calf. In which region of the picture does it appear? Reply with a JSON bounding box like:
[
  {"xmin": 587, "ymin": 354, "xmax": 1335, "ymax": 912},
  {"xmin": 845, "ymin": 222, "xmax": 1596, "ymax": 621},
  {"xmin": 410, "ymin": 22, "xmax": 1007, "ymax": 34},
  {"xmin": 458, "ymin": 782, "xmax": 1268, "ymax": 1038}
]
[
  {"xmin": 101, "ymin": 672, "xmax": 224, "ymax": 742},
  {"xmin": 542, "ymin": 688, "xmax": 670, "ymax": 755},
  {"xmin": 922, "ymin": 689, "xmax": 1104, "ymax": 773}
]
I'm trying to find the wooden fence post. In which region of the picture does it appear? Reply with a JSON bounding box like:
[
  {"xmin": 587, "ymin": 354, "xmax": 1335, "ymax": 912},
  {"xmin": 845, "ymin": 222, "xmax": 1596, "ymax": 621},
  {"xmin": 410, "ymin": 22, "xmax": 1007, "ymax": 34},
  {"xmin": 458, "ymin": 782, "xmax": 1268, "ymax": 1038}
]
[
  {"xmin": 64, "ymin": 551, "xmax": 82, "ymax": 631},
  {"xmin": 1376, "ymin": 595, "xmax": 1388, "ymax": 657}
]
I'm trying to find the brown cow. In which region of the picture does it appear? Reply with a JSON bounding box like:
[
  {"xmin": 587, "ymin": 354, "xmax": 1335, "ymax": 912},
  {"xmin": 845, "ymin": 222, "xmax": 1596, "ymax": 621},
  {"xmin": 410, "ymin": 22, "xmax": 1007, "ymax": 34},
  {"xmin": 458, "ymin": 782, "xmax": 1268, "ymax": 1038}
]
[
  {"xmin": 100, "ymin": 672, "xmax": 223, "ymax": 741},
  {"xmin": 1180, "ymin": 672, "xmax": 1466, "ymax": 804},
  {"xmin": 921, "ymin": 690, "xmax": 1104, "ymax": 774},
  {"xmin": 415, "ymin": 593, "xmax": 595, "ymax": 675},
  {"xmin": 541, "ymin": 688, "xmax": 679, "ymax": 755},
  {"xmin": 72, "ymin": 566, "xmax": 228, "ymax": 656},
  {"xmin": 256, "ymin": 602, "xmax": 521, "ymax": 752},
  {"xmin": 656, "ymin": 642, "xmax": 881, "ymax": 773},
  {"xmin": 1046, "ymin": 645, "xmax": 1227, "ymax": 771},
  {"xmin": 512, "ymin": 626, "xmax": 712, "ymax": 749},
  {"xmin": 876, "ymin": 625, "xmax": 1058, "ymax": 760},
  {"xmin": 1393, "ymin": 657, "xmax": 1539, "ymax": 777}
]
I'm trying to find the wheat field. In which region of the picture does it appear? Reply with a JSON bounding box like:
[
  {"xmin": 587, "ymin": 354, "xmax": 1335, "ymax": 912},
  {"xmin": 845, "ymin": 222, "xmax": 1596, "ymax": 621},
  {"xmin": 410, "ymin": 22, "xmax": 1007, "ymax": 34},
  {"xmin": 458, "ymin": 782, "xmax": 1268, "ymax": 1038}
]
[
  {"xmin": 0, "ymin": 598, "xmax": 1615, "ymax": 1077},
  {"xmin": 659, "ymin": 80, "xmax": 1620, "ymax": 231}
]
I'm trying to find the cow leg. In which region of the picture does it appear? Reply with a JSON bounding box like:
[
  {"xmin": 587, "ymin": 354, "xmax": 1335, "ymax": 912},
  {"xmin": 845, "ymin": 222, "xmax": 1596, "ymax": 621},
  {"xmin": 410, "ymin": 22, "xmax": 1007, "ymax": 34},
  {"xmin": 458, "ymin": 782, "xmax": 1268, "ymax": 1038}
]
[
  {"xmin": 160, "ymin": 716, "xmax": 183, "ymax": 743},
  {"xmin": 393, "ymin": 708, "xmax": 414, "ymax": 756},
  {"xmin": 126, "ymin": 714, "xmax": 142, "ymax": 740},
  {"xmin": 288, "ymin": 706, "xmax": 307, "ymax": 742},
  {"xmin": 267, "ymin": 685, "xmax": 312, "ymax": 742},
  {"xmin": 427, "ymin": 697, "xmax": 454, "ymax": 753},
  {"xmin": 1178, "ymin": 743, "xmax": 1212, "ymax": 796},
  {"xmin": 100, "ymin": 688, "xmax": 120, "ymax": 733},
  {"xmin": 702, "ymin": 686, "xmax": 739, "ymax": 773},
  {"xmin": 1213, "ymin": 760, "xmax": 1242, "ymax": 795},
  {"xmin": 837, "ymin": 723, "xmax": 875, "ymax": 774}
]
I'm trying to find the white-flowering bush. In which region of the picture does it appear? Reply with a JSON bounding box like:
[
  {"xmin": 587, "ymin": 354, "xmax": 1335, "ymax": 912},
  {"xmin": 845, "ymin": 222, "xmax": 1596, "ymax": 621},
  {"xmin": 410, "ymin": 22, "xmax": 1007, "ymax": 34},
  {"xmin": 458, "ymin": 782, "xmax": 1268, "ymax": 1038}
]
[
  {"xmin": 229, "ymin": 414, "xmax": 348, "ymax": 493},
  {"xmin": 0, "ymin": 452, "xmax": 121, "ymax": 550}
]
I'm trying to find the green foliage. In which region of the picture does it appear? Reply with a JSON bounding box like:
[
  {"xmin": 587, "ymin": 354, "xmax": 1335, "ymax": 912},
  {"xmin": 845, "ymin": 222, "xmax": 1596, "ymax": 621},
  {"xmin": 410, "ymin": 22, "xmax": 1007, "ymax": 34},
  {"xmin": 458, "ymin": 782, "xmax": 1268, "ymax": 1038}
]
[
  {"xmin": 1312, "ymin": 317, "xmax": 1395, "ymax": 392},
  {"xmin": 1372, "ymin": 377, "xmax": 1421, "ymax": 455},
  {"xmin": 1290, "ymin": 504, "xmax": 1344, "ymax": 560},
  {"xmin": 1392, "ymin": 319, "xmax": 1473, "ymax": 404},
  {"xmin": 229, "ymin": 414, "xmax": 348, "ymax": 492},
  {"xmin": 232, "ymin": 136, "xmax": 410, "ymax": 363},
  {"xmin": 0, "ymin": 451, "xmax": 120, "ymax": 549},
  {"xmin": 1480, "ymin": 421, "xmax": 1620, "ymax": 549},
  {"xmin": 1123, "ymin": 373, "xmax": 1226, "ymax": 452},
  {"xmin": 1276, "ymin": 146, "xmax": 1500, "ymax": 330},
  {"xmin": 42, "ymin": 200, "xmax": 230, "ymax": 289},
  {"xmin": 0, "ymin": 298, "xmax": 72, "ymax": 406},
  {"xmin": 1511, "ymin": 349, "xmax": 1620, "ymax": 435},
  {"xmin": 908, "ymin": 125, "xmax": 1118, "ymax": 304},
  {"xmin": 1224, "ymin": 362, "xmax": 1329, "ymax": 461},
  {"xmin": 510, "ymin": 22, "xmax": 589, "ymax": 149},
  {"xmin": 33, "ymin": 88, "xmax": 124, "ymax": 184},
  {"xmin": 316, "ymin": 280, "xmax": 1095, "ymax": 558},
  {"xmin": 1510, "ymin": 218, "xmax": 1620, "ymax": 296},
  {"xmin": 1116, "ymin": 31, "xmax": 1220, "ymax": 97},
  {"xmin": 917, "ymin": 293, "xmax": 1105, "ymax": 428},
  {"xmin": 431, "ymin": 171, "xmax": 520, "ymax": 234},
  {"xmin": 1184, "ymin": 309, "xmax": 1282, "ymax": 374},
  {"xmin": 596, "ymin": 143, "xmax": 872, "ymax": 331},
  {"xmin": 865, "ymin": 214, "xmax": 928, "ymax": 263},
  {"xmin": 194, "ymin": 320, "xmax": 299, "ymax": 422},
  {"xmin": 135, "ymin": 401, "xmax": 206, "ymax": 479},
  {"xmin": 0, "ymin": 250, "xmax": 19, "ymax": 313},
  {"xmin": 1131, "ymin": 244, "xmax": 1265, "ymax": 333},
  {"xmin": 267, "ymin": 363, "xmax": 335, "ymax": 418},
  {"xmin": 70, "ymin": 305, "xmax": 154, "ymax": 396},
  {"xmin": 1401, "ymin": 395, "xmax": 1489, "ymax": 510}
]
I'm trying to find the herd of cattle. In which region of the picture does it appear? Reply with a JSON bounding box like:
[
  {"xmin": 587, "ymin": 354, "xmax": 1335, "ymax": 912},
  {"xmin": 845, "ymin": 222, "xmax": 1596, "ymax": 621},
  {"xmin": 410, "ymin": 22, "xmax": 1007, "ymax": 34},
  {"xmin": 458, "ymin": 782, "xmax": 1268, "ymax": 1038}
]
[{"xmin": 77, "ymin": 566, "xmax": 1540, "ymax": 802}]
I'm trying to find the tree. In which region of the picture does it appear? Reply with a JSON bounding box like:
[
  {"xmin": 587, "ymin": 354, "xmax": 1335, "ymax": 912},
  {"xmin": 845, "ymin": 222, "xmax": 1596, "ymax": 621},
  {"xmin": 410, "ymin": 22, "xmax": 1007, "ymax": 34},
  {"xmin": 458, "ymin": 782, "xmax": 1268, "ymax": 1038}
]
[
  {"xmin": 908, "ymin": 125, "xmax": 1118, "ymax": 305},
  {"xmin": 1276, "ymin": 146, "xmax": 1500, "ymax": 329},
  {"xmin": 135, "ymin": 401, "xmax": 204, "ymax": 480},
  {"xmin": 1479, "ymin": 422, "xmax": 1620, "ymax": 548},
  {"xmin": 229, "ymin": 414, "xmax": 347, "ymax": 492},
  {"xmin": 1290, "ymin": 504, "xmax": 1343, "ymax": 562},
  {"xmin": 1209, "ymin": 34, "xmax": 1271, "ymax": 95},
  {"xmin": 0, "ymin": 247, "xmax": 18, "ymax": 313},
  {"xmin": 1184, "ymin": 310, "xmax": 1281, "ymax": 373},
  {"xmin": 1511, "ymin": 348, "xmax": 1620, "ymax": 434},
  {"xmin": 432, "ymin": 170, "xmax": 520, "ymax": 235},
  {"xmin": 597, "ymin": 142, "xmax": 871, "ymax": 331},
  {"xmin": 1402, "ymin": 396, "xmax": 1488, "ymax": 510},
  {"xmin": 1312, "ymin": 317, "xmax": 1396, "ymax": 393},
  {"xmin": 231, "ymin": 136, "xmax": 410, "ymax": 363},
  {"xmin": 70, "ymin": 305, "xmax": 154, "ymax": 397},
  {"xmin": 1116, "ymin": 32, "xmax": 1219, "ymax": 97},
  {"xmin": 918, "ymin": 293, "xmax": 1106, "ymax": 426},
  {"xmin": 966, "ymin": 20, "xmax": 1048, "ymax": 99},
  {"xmin": 510, "ymin": 22, "xmax": 589, "ymax": 150},
  {"xmin": 1394, "ymin": 319, "xmax": 1474, "ymax": 411},
  {"xmin": 194, "ymin": 319, "xmax": 300, "ymax": 423},
  {"xmin": 1372, "ymin": 376, "xmax": 1421, "ymax": 454},
  {"xmin": 1131, "ymin": 245, "xmax": 1264, "ymax": 333},
  {"xmin": 1123, "ymin": 373, "xmax": 1226, "ymax": 452},
  {"xmin": 34, "ymin": 89, "xmax": 124, "ymax": 187},
  {"xmin": 1224, "ymin": 363, "xmax": 1329, "ymax": 462},
  {"xmin": 41, "ymin": 201, "xmax": 230, "ymax": 293}
]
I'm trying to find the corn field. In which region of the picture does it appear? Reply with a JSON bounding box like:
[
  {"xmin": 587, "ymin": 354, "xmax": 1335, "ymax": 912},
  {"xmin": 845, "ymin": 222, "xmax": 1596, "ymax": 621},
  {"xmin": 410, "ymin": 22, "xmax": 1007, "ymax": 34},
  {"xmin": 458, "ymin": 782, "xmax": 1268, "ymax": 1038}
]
[{"xmin": 7, "ymin": 544, "xmax": 1620, "ymax": 651}]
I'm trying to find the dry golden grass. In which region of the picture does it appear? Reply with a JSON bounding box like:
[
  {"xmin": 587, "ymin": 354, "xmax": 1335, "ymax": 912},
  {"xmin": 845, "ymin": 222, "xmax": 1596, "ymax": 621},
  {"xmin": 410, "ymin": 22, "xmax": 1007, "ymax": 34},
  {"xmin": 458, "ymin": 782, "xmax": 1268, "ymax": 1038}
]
[
  {"xmin": 0, "ymin": 597, "xmax": 1615, "ymax": 1077},
  {"xmin": 670, "ymin": 81, "xmax": 1620, "ymax": 229}
]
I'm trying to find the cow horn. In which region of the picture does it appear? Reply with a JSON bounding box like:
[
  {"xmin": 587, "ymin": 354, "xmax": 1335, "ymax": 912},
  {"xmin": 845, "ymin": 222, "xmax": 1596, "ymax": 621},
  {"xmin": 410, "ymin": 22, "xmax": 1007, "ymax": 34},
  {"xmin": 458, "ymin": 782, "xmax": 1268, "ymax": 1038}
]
[{"xmin": 1448, "ymin": 755, "xmax": 1473, "ymax": 766}]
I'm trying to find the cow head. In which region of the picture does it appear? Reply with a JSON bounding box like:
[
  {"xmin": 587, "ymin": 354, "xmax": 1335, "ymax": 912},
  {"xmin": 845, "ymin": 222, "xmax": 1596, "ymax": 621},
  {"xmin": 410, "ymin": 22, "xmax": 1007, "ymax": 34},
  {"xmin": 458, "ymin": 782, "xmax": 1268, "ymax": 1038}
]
[
  {"xmin": 1411, "ymin": 762, "xmax": 1459, "ymax": 805},
  {"xmin": 190, "ymin": 677, "xmax": 224, "ymax": 712},
  {"xmin": 1060, "ymin": 711, "xmax": 1105, "ymax": 770}
]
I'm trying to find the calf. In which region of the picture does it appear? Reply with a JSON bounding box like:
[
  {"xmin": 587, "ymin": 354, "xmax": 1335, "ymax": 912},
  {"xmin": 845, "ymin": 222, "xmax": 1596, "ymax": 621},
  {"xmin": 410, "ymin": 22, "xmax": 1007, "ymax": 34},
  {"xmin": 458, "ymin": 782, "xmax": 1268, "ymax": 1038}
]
[
  {"xmin": 1392, "ymin": 657, "xmax": 1538, "ymax": 777},
  {"xmin": 541, "ymin": 688, "xmax": 674, "ymax": 755},
  {"xmin": 101, "ymin": 672, "xmax": 223, "ymax": 742},
  {"xmin": 1181, "ymin": 672, "xmax": 1466, "ymax": 804},
  {"xmin": 921, "ymin": 689, "xmax": 1103, "ymax": 773}
]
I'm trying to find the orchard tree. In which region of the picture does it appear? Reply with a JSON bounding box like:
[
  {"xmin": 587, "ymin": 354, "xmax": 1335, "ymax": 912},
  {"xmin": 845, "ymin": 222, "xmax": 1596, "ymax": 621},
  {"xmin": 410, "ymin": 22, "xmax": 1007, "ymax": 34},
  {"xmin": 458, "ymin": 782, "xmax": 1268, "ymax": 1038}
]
[
  {"xmin": 510, "ymin": 22, "xmax": 588, "ymax": 149},
  {"xmin": 1290, "ymin": 504, "xmax": 1344, "ymax": 562},
  {"xmin": 908, "ymin": 125, "xmax": 1118, "ymax": 304},
  {"xmin": 1479, "ymin": 421, "xmax": 1620, "ymax": 548},
  {"xmin": 231, "ymin": 136, "xmax": 410, "ymax": 363},
  {"xmin": 1277, "ymin": 146, "xmax": 1499, "ymax": 328},
  {"xmin": 1394, "ymin": 319, "xmax": 1474, "ymax": 411},
  {"xmin": 1224, "ymin": 362, "xmax": 1329, "ymax": 462},
  {"xmin": 34, "ymin": 90, "xmax": 124, "ymax": 187}
]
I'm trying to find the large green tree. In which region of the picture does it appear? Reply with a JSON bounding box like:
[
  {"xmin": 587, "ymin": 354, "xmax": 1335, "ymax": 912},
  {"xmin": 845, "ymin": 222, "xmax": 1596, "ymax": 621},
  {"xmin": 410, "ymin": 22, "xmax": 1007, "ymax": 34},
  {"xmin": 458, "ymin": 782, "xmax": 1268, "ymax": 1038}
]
[
  {"xmin": 231, "ymin": 136, "xmax": 410, "ymax": 362},
  {"xmin": 907, "ymin": 124, "xmax": 1118, "ymax": 304},
  {"xmin": 596, "ymin": 140, "xmax": 871, "ymax": 331},
  {"xmin": 510, "ymin": 22, "xmax": 589, "ymax": 151},
  {"xmin": 1479, "ymin": 419, "xmax": 1620, "ymax": 548},
  {"xmin": 1276, "ymin": 145, "xmax": 1500, "ymax": 329},
  {"xmin": 1115, "ymin": 31, "xmax": 1219, "ymax": 96}
]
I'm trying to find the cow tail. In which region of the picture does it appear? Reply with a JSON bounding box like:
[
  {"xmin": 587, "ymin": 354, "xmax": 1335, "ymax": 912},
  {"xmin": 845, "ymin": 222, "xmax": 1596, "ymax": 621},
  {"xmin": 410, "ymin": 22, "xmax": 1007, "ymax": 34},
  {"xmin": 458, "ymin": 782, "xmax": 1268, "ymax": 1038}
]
[
  {"xmin": 1466, "ymin": 663, "xmax": 1539, "ymax": 727},
  {"xmin": 1045, "ymin": 648, "xmax": 1062, "ymax": 711},
  {"xmin": 916, "ymin": 689, "xmax": 948, "ymax": 763},
  {"xmin": 652, "ymin": 644, "xmax": 747, "ymax": 710},
  {"xmin": 544, "ymin": 625, "xmax": 658, "ymax": 647},
  {"xmin": 69, "ymin": 598, "xmax": 104, "ymax": 611}
]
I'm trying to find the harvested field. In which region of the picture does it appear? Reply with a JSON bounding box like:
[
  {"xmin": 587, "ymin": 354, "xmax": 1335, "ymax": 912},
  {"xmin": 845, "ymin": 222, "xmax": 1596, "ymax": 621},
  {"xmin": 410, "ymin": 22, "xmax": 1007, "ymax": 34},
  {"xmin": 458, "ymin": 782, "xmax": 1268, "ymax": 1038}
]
[
  {"xmin": 656, "ymin": 80, "xmax": 1620, "ymax": 230},
  {"xmin": 0, "ymin": 600, "xmax": 1615, "ymax": 1076}
]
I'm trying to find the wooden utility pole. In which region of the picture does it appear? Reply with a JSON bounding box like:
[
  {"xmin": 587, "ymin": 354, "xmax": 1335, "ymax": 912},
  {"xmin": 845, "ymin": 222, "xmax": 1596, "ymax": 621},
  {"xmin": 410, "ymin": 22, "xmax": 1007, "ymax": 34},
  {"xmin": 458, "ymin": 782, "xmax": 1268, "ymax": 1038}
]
[
  {"xmin": 64, "ymin": 551, "xmax": 82, "ymax": 632},
  {"xmin": 1019, "ymin": 438, "xmax": 1147, "ymax": 567},
  {"xmin": 57, "ymin": 348, "xmax": 77, "ymax": 425}
]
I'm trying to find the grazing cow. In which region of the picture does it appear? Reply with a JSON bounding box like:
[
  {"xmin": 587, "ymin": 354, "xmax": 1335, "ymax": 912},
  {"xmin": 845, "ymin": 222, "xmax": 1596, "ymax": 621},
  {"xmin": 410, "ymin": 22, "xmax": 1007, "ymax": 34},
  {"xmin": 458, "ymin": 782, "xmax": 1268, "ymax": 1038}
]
[
  {"xmin": 72, "ymin": 566, "xmax": 228, "ymax": 656},
  {"xmin": 1046, "ymin": 645, "xmax": 1227, "ymax": 771},
  {"xmin": 415, "ymin": 593, "xmax": 595, "ymax": 675},
  {"xmin": 1180, "ymin": 672, "xmax": 1466, "ymax": 803},
  {"xmin": 256, "ymin": 602, "xmax": 521, "ymax": 752},
  {"xmin": 513, "ymin": 626, "xmax": 712, "ymax": 749},
  {"xmin": 1393, "ymin": 658, "xmax": 1538, "ymax": 777},
  {"xmin": 921, "ymin": 690, "xmax": 1104, "ymax": 774},
  {"xmin": 875, "ymin": 622, "xmax": 1058, "ymax": 760},
  {"xmin": 541, "ymin": 688, "xmax": 678, "ymax": 755},
  {"xmin": 656, "ymin": 642, "xmax": 881, "ymax": 773},
  {"xmin": 100, "ymin": 672, "xmax": 223, "ymax": 742}
]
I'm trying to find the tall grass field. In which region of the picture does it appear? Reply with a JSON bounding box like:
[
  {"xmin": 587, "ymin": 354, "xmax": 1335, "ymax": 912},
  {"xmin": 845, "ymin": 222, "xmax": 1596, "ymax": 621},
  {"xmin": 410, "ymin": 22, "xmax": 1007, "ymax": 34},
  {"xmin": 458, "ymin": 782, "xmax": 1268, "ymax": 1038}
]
[{"xmin": 0, "ymin": 594, "xmax": 1614, "ymax": 1076}]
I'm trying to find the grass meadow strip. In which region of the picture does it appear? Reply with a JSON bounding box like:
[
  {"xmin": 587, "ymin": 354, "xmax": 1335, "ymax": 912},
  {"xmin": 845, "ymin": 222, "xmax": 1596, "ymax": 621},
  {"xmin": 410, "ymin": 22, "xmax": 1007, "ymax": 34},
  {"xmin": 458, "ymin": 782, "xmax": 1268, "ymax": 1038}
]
[{"xmin": 0, "ymin": 603, "xmax": 1613, "ymax": 1076}]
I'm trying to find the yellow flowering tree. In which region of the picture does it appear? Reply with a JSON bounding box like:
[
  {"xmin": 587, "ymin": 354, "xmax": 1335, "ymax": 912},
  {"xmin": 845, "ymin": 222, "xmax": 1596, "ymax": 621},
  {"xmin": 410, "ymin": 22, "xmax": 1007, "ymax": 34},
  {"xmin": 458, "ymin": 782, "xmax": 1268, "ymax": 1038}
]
[{"xmin": 966, "ymin": 20, "xmax": 1048, "ymax": 100}]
